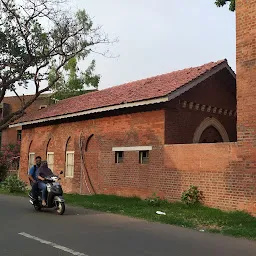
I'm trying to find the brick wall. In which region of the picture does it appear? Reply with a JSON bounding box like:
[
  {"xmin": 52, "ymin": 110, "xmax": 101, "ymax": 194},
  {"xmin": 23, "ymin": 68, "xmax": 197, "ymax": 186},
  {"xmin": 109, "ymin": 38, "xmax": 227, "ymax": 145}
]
[
  {"xmin": 1, "ymin": 127, "xmax": 18, "ymax": 146},
  {"xmin": 236, "ymin": 0, "xmax": 256, "ymax": 211},
  {"xmin": 164, "ymin": 144, "xmax": 256, "ymax": 213},
  {"xmin": 19, "ymin": 109, "xmax": 165, "ymax": 196},
  {"xmin": 236, "ymin": 0, "xmax": 256, "ymax": 143}
]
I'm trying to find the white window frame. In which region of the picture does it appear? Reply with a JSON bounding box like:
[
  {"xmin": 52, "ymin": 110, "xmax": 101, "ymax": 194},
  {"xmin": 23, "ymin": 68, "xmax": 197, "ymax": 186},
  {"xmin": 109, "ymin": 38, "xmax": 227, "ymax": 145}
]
[
  {"xmin": 17, "ymin": 129, "xmax": 22, "ymax": 142},
  {"xmin": 65, "ymin": 151, "xmax": 74, "ymax": 178},
  {"xmin": 139, "ymin": 150, "xmax": 149, "ymax": 164},
  {"xmin": 28, "ymin": 152, "xmax": 35, "ymax": 169},
  {"xmin": 39, "ymin": 105, "xmax": 47, "ymax": 110},
  {"xmin": 47, "ymin": 152, "xmax": 54, "ymax": 172},
  {"xmin": 112, "ymin": 146, "xmax": 152, "ymax": 152},
  {"xmin": 115, "ymin": 151, "xmax": 124, "ymax": 163}
]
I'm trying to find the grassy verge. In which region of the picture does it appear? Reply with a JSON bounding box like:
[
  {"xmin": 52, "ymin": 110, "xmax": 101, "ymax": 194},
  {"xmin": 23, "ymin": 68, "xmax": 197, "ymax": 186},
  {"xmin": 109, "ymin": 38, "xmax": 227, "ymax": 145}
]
[
  {"xmin": 1, "ymin": 188, "xmax": 256, "ymax": 240},
  {"xmin": 0, "ymin": 187, "xmax": 27, "ymax": 197}
]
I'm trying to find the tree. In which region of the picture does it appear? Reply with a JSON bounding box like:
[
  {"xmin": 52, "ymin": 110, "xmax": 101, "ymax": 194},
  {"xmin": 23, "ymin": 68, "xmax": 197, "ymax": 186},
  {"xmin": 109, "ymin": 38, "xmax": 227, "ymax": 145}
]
[
  {"xmin": 215, "ymin": 0, "xmax": 236, "ymax": 11},
  {"xmin": 49, "ymin": 57, "xmax": 100, "ymax": 101},
  {"xmin": 0, "ymin": 0, "xmax": 109, "ymax": 130}
]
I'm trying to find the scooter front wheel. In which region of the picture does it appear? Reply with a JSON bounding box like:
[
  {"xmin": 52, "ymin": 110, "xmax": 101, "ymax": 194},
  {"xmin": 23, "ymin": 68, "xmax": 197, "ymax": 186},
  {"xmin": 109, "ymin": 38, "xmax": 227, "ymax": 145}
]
[
  {"xmin": 34, "ymin": 204, "xmax": 42, "ymax": 211},
  {"xmin": 56, "ymin": 202, "xmax": 65, "ymax": 215}
]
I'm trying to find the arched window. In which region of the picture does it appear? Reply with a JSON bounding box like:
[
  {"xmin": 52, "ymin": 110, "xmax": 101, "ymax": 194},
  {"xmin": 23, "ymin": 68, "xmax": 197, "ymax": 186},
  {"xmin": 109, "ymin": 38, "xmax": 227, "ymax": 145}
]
[
  {"xmin": 46, "ymin": 137, "xmax": 54, "ymax": 171},
  {"xmin": 65, "ymin": 136, "xmax": 74, "ymax": 178}
]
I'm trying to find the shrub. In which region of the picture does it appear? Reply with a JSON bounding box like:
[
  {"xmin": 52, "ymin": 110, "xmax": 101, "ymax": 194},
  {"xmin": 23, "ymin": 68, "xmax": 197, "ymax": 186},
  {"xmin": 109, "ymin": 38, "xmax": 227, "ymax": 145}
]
[
  {"xmin": 146, "ymin": 192, "xmax": 162, "ymax": 207},
  {"xmin": 181, "ymin": 185, "xmax": 204, "ymax": 205},
  {"xmin": 0, "ymin": 162, "xmax": 8, "ymax": 182},
  {"xmin": 0, "ymin": 143, "xmax": 20, "ymax": 182},
  {"xmin": 1, "ymin": 175, "xmax": 26, "ymax": 193}
]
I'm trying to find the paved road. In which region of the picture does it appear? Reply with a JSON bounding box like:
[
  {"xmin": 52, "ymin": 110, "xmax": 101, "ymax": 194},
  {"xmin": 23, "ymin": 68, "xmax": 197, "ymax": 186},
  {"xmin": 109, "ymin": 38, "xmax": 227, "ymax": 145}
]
[{"xmin": 0, "ymin": 195, "xmax": 256, "ymax": 256}]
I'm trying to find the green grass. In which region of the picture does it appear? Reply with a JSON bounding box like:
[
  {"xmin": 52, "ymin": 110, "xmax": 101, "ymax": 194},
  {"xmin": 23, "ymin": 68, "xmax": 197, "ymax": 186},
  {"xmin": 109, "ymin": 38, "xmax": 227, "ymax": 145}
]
[
  {"xmin": 0, "ymin": 187, "xmax": 27, "ymax": 197},
  {"xmin": 1, "ymin": 188, "xmax": 256, "ymax": 240}
]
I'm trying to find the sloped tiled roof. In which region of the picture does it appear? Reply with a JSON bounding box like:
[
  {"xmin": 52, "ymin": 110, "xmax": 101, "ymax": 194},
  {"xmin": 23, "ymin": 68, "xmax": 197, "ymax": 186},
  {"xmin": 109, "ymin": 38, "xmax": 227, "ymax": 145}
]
[
  {"xmin": 14, "ymin": 59, "xmax": 229, "ymax": 125},
  {"xmin": 3, "ymin": 93, "xmax": 52, "ymax": 114}
]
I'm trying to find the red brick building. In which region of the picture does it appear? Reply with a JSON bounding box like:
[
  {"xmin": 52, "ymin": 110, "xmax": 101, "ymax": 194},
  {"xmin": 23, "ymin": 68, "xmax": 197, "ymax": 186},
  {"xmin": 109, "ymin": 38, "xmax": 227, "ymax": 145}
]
[
  {"xmin": 1, "ymin": 93, "xmax": 52, "ymax": 147},
  {"xmin": 12, "ymin": 0, "xmax": 256, "ymax": 214},
  {"xmin": 12, "ymin": 60, "xmax": 238, "ymax": 204}
]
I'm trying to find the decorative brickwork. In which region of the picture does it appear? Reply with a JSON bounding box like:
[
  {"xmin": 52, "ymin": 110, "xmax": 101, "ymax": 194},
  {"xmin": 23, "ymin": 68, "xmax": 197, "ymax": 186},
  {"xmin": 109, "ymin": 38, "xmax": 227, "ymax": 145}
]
[{"xmin": 181, "ymin": 101, "xmax": 236, "ymax": 117}]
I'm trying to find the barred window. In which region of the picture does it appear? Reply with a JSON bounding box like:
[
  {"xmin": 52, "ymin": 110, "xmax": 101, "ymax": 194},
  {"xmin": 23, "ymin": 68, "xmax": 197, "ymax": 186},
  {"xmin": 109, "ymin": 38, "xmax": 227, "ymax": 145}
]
[
  {"xmin": 139, "ymin": 151, "xmax": 149, "ymax": 164},
  {"xmin": 47, "ymin": 152, "xmax": 54, "ymax": 171},
  {"xmin": 28, "ymin": 153, "xmax": 35, "ymax": 169},
  {"xmin": 115, "ymin": 151, "xmax": 124, "ymax": 163}
]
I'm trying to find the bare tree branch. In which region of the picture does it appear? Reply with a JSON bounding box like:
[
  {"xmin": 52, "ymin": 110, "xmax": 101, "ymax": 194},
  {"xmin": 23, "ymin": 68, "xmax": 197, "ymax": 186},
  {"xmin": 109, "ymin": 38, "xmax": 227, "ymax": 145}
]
[{"xmin": 0, "ymin": 0, "xmax": 113, "ymax": 131}]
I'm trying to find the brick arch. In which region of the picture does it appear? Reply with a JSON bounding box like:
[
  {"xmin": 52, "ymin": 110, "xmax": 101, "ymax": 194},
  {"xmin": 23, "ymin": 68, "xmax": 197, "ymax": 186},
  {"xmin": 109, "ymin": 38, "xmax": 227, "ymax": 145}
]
[
  {"xmin": 81, "ymin": 133, "xmax": 99, "ymax": 195},
  {"xmin": 28, "ymin": 140, "xmax": 33, "ymax": 156},
  {"xmin": 64, "ymin": 136, "xmax": 71, "ymax": 173},
  {"xmin": 45, "ymin": 138, "xmax": 51, "ymax": 158},
  {"xmin": 45, "ymin": 134, "xmax": 55, "ymax": 153},
  {"xmin": 65, "ymin": 136, "xmax": 71, "ymax": 153},
  {"xmin": 193, "ymin": 117, "xmax": 230, "ymax": 143}
]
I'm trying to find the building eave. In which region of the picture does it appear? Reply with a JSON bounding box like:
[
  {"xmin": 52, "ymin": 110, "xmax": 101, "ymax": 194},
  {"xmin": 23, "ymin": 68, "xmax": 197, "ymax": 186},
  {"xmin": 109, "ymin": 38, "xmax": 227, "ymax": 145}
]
[
  {"xmin": 9, "ymin": 61, "xmax": 236, "ymax": 129},
  {"xmin": 9, "ymin": 96, "xmax": 169, "ymax": 128}
]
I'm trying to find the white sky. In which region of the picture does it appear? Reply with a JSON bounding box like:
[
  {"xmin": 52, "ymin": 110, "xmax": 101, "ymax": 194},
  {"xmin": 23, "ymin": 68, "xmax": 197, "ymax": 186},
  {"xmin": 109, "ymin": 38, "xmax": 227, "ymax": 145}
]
[{"xmin": 6, "ymin": 0, "xmax": 235, "ymax": 96}]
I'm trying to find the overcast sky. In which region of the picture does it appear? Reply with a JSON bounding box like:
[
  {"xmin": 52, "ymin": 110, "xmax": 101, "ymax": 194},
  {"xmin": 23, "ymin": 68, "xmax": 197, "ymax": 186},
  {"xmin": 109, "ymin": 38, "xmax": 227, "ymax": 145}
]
[{"xmin": 6, "ymin": 0, "xmax": 236, "ymax": 96}]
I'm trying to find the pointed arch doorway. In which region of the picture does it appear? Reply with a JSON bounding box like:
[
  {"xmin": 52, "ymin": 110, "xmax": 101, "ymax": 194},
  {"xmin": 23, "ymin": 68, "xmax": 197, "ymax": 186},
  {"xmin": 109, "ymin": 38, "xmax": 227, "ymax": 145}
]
[{"xmin": 193, "ymin": 117, "xmax": 230, "ymax": 143}]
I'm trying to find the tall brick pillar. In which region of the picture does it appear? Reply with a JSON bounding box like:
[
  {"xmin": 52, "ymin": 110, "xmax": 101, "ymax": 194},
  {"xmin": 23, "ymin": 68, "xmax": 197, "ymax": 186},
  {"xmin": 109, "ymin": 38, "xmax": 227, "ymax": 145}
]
[
  {"xmin": 236, "ymin": 0, "xmax": 256, "ymax": 144},
  {"xmin": 235, "ymin": 0, "xmax": 256, "ymax": 214}
]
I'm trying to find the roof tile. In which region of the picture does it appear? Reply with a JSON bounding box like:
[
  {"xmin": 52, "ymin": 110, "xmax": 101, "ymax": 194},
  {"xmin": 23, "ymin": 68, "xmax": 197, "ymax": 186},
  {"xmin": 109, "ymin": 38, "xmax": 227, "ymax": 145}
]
[{"xmin": 15, "ymin": 60, "xmax": 227, "ymax": 123}]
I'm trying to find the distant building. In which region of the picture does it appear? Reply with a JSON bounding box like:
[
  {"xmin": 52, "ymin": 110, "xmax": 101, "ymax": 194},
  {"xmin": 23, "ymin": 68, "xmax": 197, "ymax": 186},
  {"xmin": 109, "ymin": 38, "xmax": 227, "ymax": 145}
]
[{"xmin": 1, "ymin": 93, "xmax": 53, "ymax": 147}]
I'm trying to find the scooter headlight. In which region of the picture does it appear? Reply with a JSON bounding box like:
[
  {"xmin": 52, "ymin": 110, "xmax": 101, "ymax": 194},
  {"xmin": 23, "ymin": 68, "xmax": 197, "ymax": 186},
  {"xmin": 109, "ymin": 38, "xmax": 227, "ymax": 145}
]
[{"xmin": 52, "ymin": 177, "xmax": 58, "ymax": 182}]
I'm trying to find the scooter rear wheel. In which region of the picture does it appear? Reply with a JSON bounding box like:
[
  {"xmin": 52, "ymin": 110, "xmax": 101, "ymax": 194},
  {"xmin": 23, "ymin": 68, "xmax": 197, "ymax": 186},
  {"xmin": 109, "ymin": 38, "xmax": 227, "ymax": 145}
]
[{"xmin": 56, "ymin": 202, "xmax": 65, "ymax": 215}]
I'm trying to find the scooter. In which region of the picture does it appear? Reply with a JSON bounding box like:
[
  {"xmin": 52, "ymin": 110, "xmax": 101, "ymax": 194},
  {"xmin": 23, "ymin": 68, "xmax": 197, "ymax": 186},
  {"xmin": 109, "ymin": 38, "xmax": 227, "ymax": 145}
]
[{"xmin": 28, "ymin": 171, "xmax": 65, "ymax": 215}]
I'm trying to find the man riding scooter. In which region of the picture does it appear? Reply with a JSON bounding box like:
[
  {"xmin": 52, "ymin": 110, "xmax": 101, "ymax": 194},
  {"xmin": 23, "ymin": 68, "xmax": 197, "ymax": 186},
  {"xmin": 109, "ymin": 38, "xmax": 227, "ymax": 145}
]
[
  {"xmin": 36, "ymin": 160, "xmax": 55, "ymax": 206},
  {"xmin": 28, "ymin": 160, "xmax": 65, "ymax": 214},
  {"xmin": 28, "ymin": 156, "xmax": 41, "ymax": 199}
]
